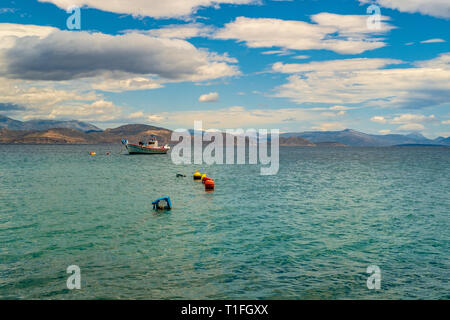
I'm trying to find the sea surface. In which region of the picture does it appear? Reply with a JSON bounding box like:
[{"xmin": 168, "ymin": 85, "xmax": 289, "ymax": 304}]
[{"xmin": 0, "ymin": 145, "xmax": 449, "ymax": 299}]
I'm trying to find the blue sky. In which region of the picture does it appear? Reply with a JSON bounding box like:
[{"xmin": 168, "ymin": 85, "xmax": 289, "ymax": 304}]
[{"xmin": 0, "ymin": 0, "xmax": 449, "ymax": 137}]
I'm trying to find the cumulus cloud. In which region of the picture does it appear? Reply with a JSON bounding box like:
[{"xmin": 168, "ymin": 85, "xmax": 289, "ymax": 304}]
[
  {"xmin": 390, "ymin": 114, "xmax": 437, "ymax": 124},
  {"xmin": 91, "ymin": 77, "xmax": 163, "ymax": 92},
  {"xmin": 320, "ymin": 111, "xmax": 346, "ymax": 117},
  {"xmin": 397, "ymin": 123, "xmax": 425, "ymax": 131},
  {"xmin": 329, "ymin": 105, "xmax": 352, "ymax": 111},
  {"xmin": 44, "ymin": 99, "xmax": 123, "ymax": 122},
  {"xmin": 0, "ymin": 23, "xmax": 241, "ymax": 123},
  {"xmin": 272, "ymin": 53, "xmax": 450, "ymax": 109},
  {"xmin": 137, "ymin": 106, "xmax": 351, "ymax": 130},
  {"xmin": 126, "ymin": 111, "xmax": 164, "ymax": 123},
  {"xmin": 38, "ymin": 0, "xmax": 255, "ymax": 19},
  {"xmin": 371, "ymin": 113, "xmax": 438, "ymax": 132},
  {"xmin": 1, "ymin": 28, "xmax": 239, "ymax": 82},
  {"xmin": 359, "ymin": 0, "xmax": 450, "ymax": 19},
  {"xmin": 214, "ymin": 14, "xmax": 394, "ymax": 54},
  {"xmin": 312, "ymin": 122, "xmax": 346, "ymax": 131},
  {"xmin": 199, "ymin": 92, "xmax": 219, "ymax": 102},
  {"xmin": 371, "ymin": 116, "xmax": 387, "ymax": 123}
]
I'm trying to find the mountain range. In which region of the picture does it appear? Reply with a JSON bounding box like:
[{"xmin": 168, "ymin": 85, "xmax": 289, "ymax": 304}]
[
  {"xmin": 0, "ymin": 115, "xmax": 172, "ymax": 145},
  {"xmin": 281, "ymin": 129, "xmax": 450, "ymax": 147},
  {"xmin": 0, "ymin": 115, "xmax": 102, "ymax": 132},
  {"xmin": 0, "ymin": 115, "xmax": 449, "ymax": 146}
]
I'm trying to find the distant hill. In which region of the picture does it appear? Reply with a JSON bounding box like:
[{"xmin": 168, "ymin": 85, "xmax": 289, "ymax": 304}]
[
  {"xmin": 0, "ymin": 128, "xmax": 93, "ymax": 144},
  {"xmin": 434, "ymin": 136, "xmax": 450, "ymax": 146},
  {"xmin": 279, "ymin": 136, "xmax": 316, "ymax": 146},
  {"xmin": 282, "ymin": 129, "xmax": 450, "ymax": 147},
  {"xmin": 0, "ymin": 115, "xmax": 102, "ymax": 132},
  {"xmin": 1, "ymin": 115, "xmax": 449, "ymax": 147},
  {"xmin": 0, "ymin": 123, "xmax": 173, "ymax": 145}
]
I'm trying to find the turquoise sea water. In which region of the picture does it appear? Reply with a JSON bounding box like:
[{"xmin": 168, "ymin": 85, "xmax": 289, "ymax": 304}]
[{"xmin": 0, "ymin": 145, "xmax": 449, "ymax": 299}]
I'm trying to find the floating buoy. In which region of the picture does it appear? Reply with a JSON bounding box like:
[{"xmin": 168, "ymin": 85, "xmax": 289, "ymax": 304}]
[
  {"xmin": 152, "ymin": 196, "xmax": 172, "ymax": 210},
  {"xmin": 201, "ymin": 173, "xmax": 207, "ymax": 182},
  {"xmin": 202, "ymin": 174, "xmax": 209, "ymax": 183},
  {"xmin": 203, "ymin": 176, "xmax": 212, "ymax": 184},
  {"xmin": 89, "ymin": 152, "xmax": 96, "ymax": 155},
  {"xmin": 193, "ymin": 170, "xmax": 202, "ymax": 180},
  {"xmin": 205, "ymin": 179, "xmax": 215, "ymax": 190}
]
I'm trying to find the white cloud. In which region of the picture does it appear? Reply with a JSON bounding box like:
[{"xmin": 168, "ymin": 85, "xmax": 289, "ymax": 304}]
[
  {"xmin": 320, "ymin": 111, "xmax": 346, "ymax": 117},
  {"xmin": 199, "ymin": 92, "xmax": 219, "ymax": 102},
  {"xmin": 0, "ymin": 23, "xmax": 57, "ymax": 51},
  {"xmin": 371, "ymin": 116, "xmax": 387, "ymax": 123},
  {"xmin": 91, "ymin": 77, "xmax": 163, "ymax": 92},
  {"xmin": 397, "ymin": 123, "xmax": 425, "ymax": 131},
  {"xmin": 292, "ymin": 55, "xmax": 310, "ymax": 60},
  {"xmin": 38, "ymin": 0, "xmax": 256, "ymax": 19},
  {"xmin": 0, "ymin": 77, "xmax": 97, "ymax": 111},
  {"xmin": 390, "ymin": 114, "xmax": 437, "ymax": 124},
  {"xmin": 442, "ymin": 120, "xmax": 450, "ymax": 124},
  {"xmin": 420, "ymin": 38, "xmax": 446, "ymax": 43},
  {"xmin": 214, "ymin": 14, "xmax": 394, "ymax": 54},
  {"xmin": 312, "ymin": 122, "xmax": 346, "ymax": 131},
  {"xmin": 261, "ymin": 49, "xmax": 293, "ymax": 56},
  {"xmin": 272, "ymin": 53, "xmax": 450, "ymax": 109},
  {"xmin": 359, "ymin": 0, "xmax": 450, "ymax": 19},
  {"xmin": 371, "ymin": 113, "xmax": 438, "ymax": 132},
  {"xmin": 379, "ymin": 129, "xmax": 391, "ymax": 134},
  {"xmin": 126, "ymin": 111, "xmax": 164, "ymax": 123},
  {"xmin": 329, "ymin": 105, "xmax": 352, "ymax": 111},
  {"xmin": 44, "ymin": 99, "xmax": 122, "ymax": 122},
  {"xmin": 138, "ymin": 106, "xmax": 351, "ymax": 129}
]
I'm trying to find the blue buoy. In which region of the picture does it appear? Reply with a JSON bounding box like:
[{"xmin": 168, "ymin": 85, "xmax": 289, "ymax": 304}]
[{"xmin": 152, "ymin": 196, "xmax": 172, "ymax": 210}]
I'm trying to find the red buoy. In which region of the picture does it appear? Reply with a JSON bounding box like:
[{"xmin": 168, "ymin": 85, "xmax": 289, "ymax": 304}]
[
  {"xmin": 202, "ymin": 176, "xmax": 211, "ymax": 184},
  {"xmin": 205, "ymin": 179, "xmax": 215, "ymax": 190}
]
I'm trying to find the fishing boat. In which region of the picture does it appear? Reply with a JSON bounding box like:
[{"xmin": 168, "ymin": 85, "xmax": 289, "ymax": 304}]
[{"xmin": 121, "ymin": 138, "xmax": 170, "ymax": 154}]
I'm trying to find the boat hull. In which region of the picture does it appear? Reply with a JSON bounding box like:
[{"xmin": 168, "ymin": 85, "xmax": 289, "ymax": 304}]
[{"xmin": 126, "ymin": 144, "xmax": 169, "ymax": 154}]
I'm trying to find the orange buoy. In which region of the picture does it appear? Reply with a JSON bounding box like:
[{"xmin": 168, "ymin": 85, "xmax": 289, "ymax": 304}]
[
  {"xmin": 203, "ymin": 177, "xmax": 213, "ymax": 183},
  {"xmin": 205, "ymin": 179, "xmax": 215, "ymax": 190}
]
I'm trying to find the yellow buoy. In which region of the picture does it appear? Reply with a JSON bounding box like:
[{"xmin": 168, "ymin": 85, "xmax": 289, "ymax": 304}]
[
  {"xmin": 193, "ymin": 170, "xmax": 202, "ymax": 180},
  {"xmin": 201, "ymin": 173, "xmax": 206, "ymax": 182},
  {"xmin": 89, "ymin": 152, "xmax": 96, "ymax": 155}
]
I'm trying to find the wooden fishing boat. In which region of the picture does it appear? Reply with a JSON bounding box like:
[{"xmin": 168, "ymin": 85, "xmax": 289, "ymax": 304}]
[{"xmin": 121, "ymin": 138, "xmax": 170, "ymax": 154}]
